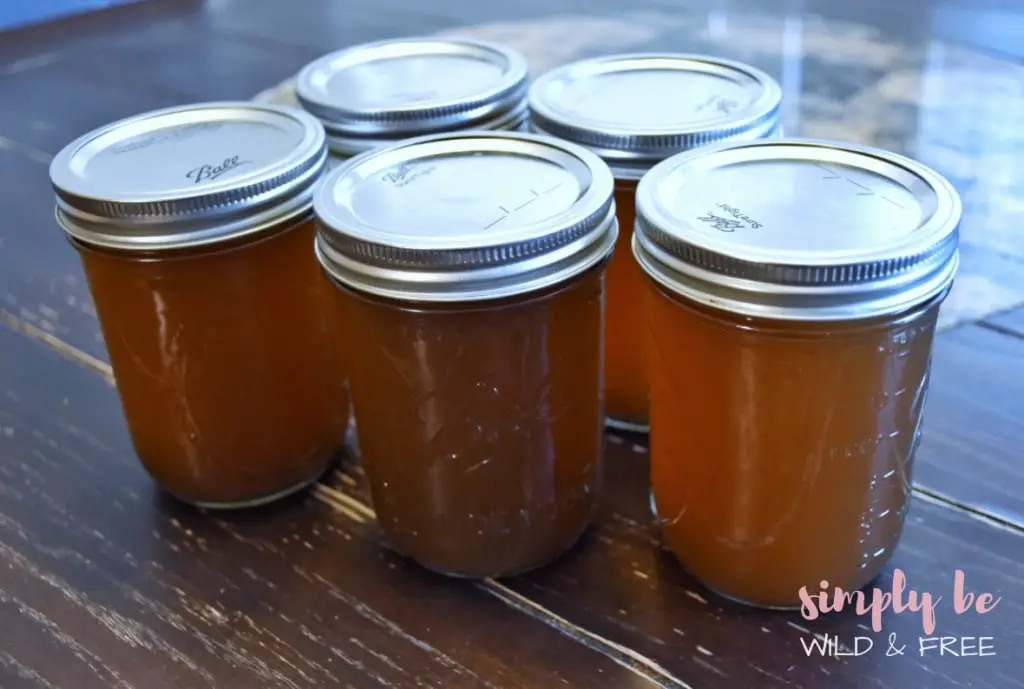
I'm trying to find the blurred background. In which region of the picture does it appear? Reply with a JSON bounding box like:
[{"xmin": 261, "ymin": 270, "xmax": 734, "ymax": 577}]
[
  {"xmin": 1, "ymin": 0, "xmax": 145, "ymax": 30},
  {"xmin": 2, "ymin": 0, "xmax": 1024, "ymax": 339}
]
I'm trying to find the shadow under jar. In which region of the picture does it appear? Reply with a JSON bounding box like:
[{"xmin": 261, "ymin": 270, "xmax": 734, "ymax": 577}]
[
  {"xmin": 49, "ymin": 102, "xmax": 349, "ymax": 508},
  {"xmin": 529, "ymin": 54, "xmax": 781, "ymax": 432},
  {"xmin": 315, "ymin": 131, "xmax": 617, "ymax": 578},
  {"xmin": 634, "ymin": 139, "xmax": 962, "ymax": 608},
  {"xmin": 295, "ymin": 37, "xmax": 529, "ymax": 161}
]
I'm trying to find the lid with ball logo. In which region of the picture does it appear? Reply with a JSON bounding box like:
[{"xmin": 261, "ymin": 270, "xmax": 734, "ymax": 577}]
[{"xmin": 49, "ymin": 101, "xmax": 327, "ymax": 251}]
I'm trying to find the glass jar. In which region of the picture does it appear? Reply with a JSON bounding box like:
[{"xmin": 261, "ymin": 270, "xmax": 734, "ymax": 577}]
[
  {"xmin": 49, "ymin": 103, "xmax": 349, "ymax": 508},
  {"xmin": 634, "ymin": 138, "xmax": 962, "ymax": 608},
  {"xmin": 530, "ymin": 54, "xmax": 782, "ymax": 432},
  {"xmin": 314, "ymin": 132, "xmax": 616, "ymax": 578},
  {"xmin": 296, "ymin": 38, "xmax": 529, "ymax": 159}
]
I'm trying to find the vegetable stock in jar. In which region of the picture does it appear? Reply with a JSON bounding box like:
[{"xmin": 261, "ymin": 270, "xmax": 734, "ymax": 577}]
[
  {"xmin": 633, "ymin": 138, "xmax": 961, "ymax": 608},
  {"xmin": 315, "ymin": 131, "xmax": 617, "ymax": 578},
  {"xmin": 50, "ymin": 102, "xmax": 349, "ymax": 508},
  {"xmin": 530, "ymin": 53, "xmax": 782, "ymax": 432}
]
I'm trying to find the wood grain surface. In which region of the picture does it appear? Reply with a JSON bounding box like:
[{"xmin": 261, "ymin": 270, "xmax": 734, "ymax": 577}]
[
  {"xmin": 0, "ymin": 323, "xmax": 648, "ymax": 689},
  {"xmin": 986, "ymin": 308, "xmax": 1024, "ymax": 339},
  {"xmin": 4, "ymin": 303, "xmax": 1023, "ymax": 689},
  {"xmin": 0, "ymin": 149, "xmax": 106, "ymax": 362},
  {"xmin": 4, "ymin": 312, "xmax": 1023, "ymax": 688},
  {"xmin": 2, "ymin": 0, "xmax": 1024, "ymax": 687},
  {"xmin": 914, "ymin": 326, "xmax": 1024, "ymax": 526}
]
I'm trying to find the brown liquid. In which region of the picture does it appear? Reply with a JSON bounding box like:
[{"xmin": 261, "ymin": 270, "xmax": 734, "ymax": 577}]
[
  {"xmin": 334, "ymin": 266, "xmax": 607, "ymax": 578},
  {"xmin": 77, "ymin": 215, "xmax": 349, "ymax": 507},
  {"xmin": 646, "ymin": 279, "xmax": 941, "ymax": 607},
  {"xmin": 605, "ymin": 179, "xmax": 649, "ymax": 429}
]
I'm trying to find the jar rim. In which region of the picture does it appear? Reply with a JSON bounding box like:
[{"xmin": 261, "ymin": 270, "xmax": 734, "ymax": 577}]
[
  {"xmin": 323, "ymin": 100, "xmax": 530, "ymax": 157},
  {"xmin": 49, "ymin": 101, "xmax": 327, "ymax": 252},
  {"xmin": 528, "ymin": 53, "xmax": 782, "ymax": 174},
  {"xmin": 632, "ymin": 137, "xmax": 962, "ymax": 321},
  {"xmin": 296, "ymin": 37, "xmax": 529, "ymax": 143},
  {"xmin": 314, "ymin": 130, "xmax": 618, "ymax": 302}
]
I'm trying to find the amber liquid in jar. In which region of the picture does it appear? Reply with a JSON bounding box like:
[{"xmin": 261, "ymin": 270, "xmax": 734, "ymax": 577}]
[
  {"xmin": 647, "ymin": 280, "xmax": 942, "ymax": 608},
  {"xmin": 334, "ymin": 266, "xmax": 606, "ymax": 578},
  {"xmin": 77, "ymin": 215, "xmax": 349, "ymax": 507},
  {"xmin": 604, "ymin": 179, "xmax": 649, "ymax": 431}
]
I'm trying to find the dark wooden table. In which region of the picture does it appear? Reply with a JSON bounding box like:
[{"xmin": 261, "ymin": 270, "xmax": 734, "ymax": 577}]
[{"xmin": 2, "ymin": 1, "xmax": 1024, "ymax": 687}]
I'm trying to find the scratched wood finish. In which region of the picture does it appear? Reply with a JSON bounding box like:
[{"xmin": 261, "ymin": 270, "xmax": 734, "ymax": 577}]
[
  {"xmin": 986, "ymin": 308, "xmax": 1024, "ymax": 338},
  {"xmin": 316, "ymin": 434, "xmax": 1024, "ymax": 689},
  {"xmin": 501, "ymin": 442, "xmax": 1024, "ymax": 689},
  {"xmin": 0, "ymin": 149, "xmax": 107, "ymax": 361},
  {"xmin": 913, "ymin": 325, "xmax": 1024, "ymax": 526},
  {"xmin": 0, "ymin": 52, "xmax": 188, "ymax": 157},
  {"xmin": 0, "ymin": 323, "xmax": 646, "ymax": 689},
  {"xmin": 3, "ymin": 299, "xmax": 1023, "ymax": 689},
  {"xmin": 1, "ymin": 1, "xmax": 1024, "ymax": 688}
]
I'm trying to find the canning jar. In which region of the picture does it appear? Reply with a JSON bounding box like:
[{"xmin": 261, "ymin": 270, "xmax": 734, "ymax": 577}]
[
  {"xmin": 530, "ymin": 54, "xmax": 781, "ymax": 432},
  {"xmin": 634, "ymin": 139, "xmax": 961, "ymax": 608},
  {"xmin": 296, "ymin": 38, "xmax": 528, "ymax": 160},
  {"xmin": 50, "ymin": 103, "xmax": 349, "ymax": 508},
  {"xmin": 315, "ymin": 131, "xmax": 616, "ymax": 578}
]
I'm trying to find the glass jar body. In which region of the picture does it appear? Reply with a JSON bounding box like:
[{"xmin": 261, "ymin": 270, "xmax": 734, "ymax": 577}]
[
  {"xmin": 76, "ymin": 215, "xmax": 350, "ymax": 507},
  {"xmin": 334, "ymin": 266, "xmax": 608, "ymax": 578},
  {"xmin": 646, "ymin": 279, "xmax": 943, "ymax": 608},
  {"xmin": 604, "ymin": 179, "xmax": 648, "ymax": 431},
  {"xmin": 605, "ymin": 131, "xmax": 782, "ymax": 433}
]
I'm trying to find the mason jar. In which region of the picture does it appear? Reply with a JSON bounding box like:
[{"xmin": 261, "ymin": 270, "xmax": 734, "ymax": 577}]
[
  {"xmin": 633, "ymin": 138, "xmax": 961, "ymax": 608},
  {"xmin": 530, "ymin": 53, "xmax": 782, "ymax": 432},
  {"xmin": 49, "ymin": 103, "xmax": 349, "ymax": 508},
  {"xmin": 296, "ymin": 37, "xmax": 529, "ymax": 160},
  {"xmin": 314, "ymin": 131, "xmax": 616, "ymax": 578}
]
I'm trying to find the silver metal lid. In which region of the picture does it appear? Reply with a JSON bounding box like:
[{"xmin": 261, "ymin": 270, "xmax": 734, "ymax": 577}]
[
  {"xmin": 50, "ymin": 102, "xmax": 327, "ymax": 251},
  {"xmin": 315, "ymin": 131, "xmax": 617, "ymax": 302},
  {"xmin": 529, "ymin": 54, "xmax": 782, "ymax": 179},
  {"xmin": 633, "ymin": 138, "xmax": 961, "ymax": 321},
  {"xmin": 296, "ymin": 38, "xmax": 529, "ymax": 156}
]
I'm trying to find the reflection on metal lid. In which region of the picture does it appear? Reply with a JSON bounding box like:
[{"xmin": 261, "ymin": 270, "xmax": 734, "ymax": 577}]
[
  {"xmin": 314, "ymin": 131, "xmax": 617, "ymax": 302},
  {"xmin": 49, "ymin": 102, "xmax": 327, "ymax": 251},
  {"xmin": 633, "ymin": 138, "xmax": 962, "ymax": 320},
  {"xmin": 296, "ymin": 38, "xmax": 529, "ymax": 155},
  {"xmin": 529, "ymin": 53, "xmax": 782, "ymax": 178}
]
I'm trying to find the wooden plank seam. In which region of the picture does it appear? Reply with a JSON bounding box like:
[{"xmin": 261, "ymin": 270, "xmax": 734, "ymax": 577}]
[{"xmin": 3, "ymin": 305, "xmax": 1024, "ymax": 689}]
